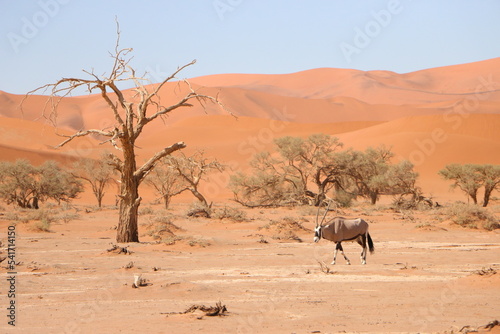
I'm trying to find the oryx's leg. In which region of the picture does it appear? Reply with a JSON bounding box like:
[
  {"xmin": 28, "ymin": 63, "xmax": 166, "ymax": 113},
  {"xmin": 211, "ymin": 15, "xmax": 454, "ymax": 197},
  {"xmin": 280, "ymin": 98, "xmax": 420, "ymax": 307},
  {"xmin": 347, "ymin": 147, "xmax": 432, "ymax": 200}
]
[
  {"xmin": 358, "ymin": 234, "xmax": 367, "ymax": 265},
  {"xmin": 332, "ymin": 242, "xmax": 339, "ymax": 265},
  {"xmin": 335, "ymin": 242, "xmax": 351, "ymax": 265}
]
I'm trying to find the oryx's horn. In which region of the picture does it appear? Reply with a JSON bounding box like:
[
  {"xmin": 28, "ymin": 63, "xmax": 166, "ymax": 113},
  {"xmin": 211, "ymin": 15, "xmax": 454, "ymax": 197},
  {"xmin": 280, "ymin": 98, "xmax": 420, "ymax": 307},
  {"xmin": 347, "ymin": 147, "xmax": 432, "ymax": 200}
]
[{"xmin": 316, "ymin": 200, "xmax": 332, "ymax": 227}]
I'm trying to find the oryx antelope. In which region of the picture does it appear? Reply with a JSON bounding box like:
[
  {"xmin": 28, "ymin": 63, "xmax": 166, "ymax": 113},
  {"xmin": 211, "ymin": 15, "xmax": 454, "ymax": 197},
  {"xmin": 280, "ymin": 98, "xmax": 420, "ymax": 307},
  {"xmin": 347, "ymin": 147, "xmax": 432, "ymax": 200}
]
[{"xmin": 314, "ymin": 202, "xmax": 374, "ymax": 265}]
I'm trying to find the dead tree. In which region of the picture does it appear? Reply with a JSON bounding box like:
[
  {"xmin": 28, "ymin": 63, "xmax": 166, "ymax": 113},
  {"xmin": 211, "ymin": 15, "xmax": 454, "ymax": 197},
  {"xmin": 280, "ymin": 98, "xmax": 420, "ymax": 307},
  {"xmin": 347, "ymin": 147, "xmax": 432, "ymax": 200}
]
[{"xmin": 23, "ymin": 23, "xmax": 229, "ymax": 242}]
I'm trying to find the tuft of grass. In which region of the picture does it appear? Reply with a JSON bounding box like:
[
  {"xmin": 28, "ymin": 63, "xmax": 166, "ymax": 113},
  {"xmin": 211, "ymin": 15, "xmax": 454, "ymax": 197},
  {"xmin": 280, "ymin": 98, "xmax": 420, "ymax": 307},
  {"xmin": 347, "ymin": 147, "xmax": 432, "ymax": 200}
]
[
  {"xmin": 56, "ymin": 212, "xmax": 80, "ymax": 224},
  {"xmin": 32, "ymin": 217, "xmax": 52, "ymax": 232},
  {"xmin": 3, "ymin": 212, "xmax": 23, "ymax": 222}
]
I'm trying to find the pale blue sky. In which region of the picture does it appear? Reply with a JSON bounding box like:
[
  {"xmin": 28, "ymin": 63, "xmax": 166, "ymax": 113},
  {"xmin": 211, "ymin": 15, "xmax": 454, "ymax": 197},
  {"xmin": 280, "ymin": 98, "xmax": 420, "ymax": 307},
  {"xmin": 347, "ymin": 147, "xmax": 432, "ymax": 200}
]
[{"xmin": 1, "ymin": 0, "xmax": 499, "ymax": 94}]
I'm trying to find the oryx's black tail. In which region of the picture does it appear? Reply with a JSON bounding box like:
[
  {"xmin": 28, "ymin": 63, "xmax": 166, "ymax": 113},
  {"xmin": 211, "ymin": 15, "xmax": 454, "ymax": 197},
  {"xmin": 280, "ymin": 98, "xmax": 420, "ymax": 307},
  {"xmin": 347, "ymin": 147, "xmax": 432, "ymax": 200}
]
[{"xmin": 367, "ymin": 233, "xmax": 374, "ymax": 254}]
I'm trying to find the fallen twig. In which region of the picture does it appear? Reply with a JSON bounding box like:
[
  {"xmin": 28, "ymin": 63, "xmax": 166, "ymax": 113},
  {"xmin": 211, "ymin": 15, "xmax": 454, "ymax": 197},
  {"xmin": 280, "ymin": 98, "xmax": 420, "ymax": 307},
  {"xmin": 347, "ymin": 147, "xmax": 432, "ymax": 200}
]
[
  {"xmin": 163, "ymin": 301, "xmax": 228, "ymax": 317},
  {"xmin": 107, "ymin": 244, "xmax": 132, "ymax": 255}
]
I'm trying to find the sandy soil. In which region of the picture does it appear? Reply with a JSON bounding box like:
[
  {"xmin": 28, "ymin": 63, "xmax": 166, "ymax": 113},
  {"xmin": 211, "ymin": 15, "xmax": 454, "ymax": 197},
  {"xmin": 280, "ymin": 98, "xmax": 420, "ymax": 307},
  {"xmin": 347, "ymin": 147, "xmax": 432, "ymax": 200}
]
[{"xmin": 1, "ymin": 202, "xmax": 499, "ymax": 334}]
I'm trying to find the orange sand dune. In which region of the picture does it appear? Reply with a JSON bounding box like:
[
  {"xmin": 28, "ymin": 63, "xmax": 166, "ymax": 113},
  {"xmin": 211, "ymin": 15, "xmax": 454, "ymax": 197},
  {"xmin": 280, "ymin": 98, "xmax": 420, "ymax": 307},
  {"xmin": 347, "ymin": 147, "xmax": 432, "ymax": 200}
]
[
  {"xmin": 3, "ymin": 57, "xmax": 500, "ymax": 131},
  {"xmin": 191, "ymin": 57, "xmax": 500, "ymax": 104},
  {"xmin": 0, "ymin": 144, "xmax": 78, "ymax": 166},
  {"xmin": 0, "ymin": 116, "xmax": 106, "ymax": 164}
]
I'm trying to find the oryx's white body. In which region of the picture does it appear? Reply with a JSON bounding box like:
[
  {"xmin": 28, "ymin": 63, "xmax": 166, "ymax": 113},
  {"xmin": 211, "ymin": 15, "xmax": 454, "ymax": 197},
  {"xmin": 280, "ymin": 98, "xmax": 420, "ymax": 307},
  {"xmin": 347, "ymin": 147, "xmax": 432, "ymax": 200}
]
[{"xmin": 314, "ymin": 203, "xmax": 374, "ymax": 265}]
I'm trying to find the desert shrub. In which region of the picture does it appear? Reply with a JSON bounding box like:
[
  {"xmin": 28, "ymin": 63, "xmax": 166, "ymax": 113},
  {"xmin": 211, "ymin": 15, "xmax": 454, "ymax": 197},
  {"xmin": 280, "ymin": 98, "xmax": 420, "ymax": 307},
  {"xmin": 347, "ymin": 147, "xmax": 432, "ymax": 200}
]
[
  {"xmin": 159, "ymin": 235, "xmax": 184, "ymax": 246},
  {"xmin": 392, "ymin": 193, "xmax": 434, "ymax": 211},
  {"xmin": 32, "ymin": 215, "xmax": 54, "ymax": 232},
  {"xmin": 259, "ymin": 217, "xmax": 310, "ymax": 242},
  {"xmin": 445, "ymin": 203, "xmax": 499, "ymax": 230},
  {"xmin": 188, "ymin": 238, "xmax": 212, "ymax": 247},
  {"xmin": 145, "ymin": 216, "xmax": 183, "ymax": 243},
  {"xmin": 56, "ymin": 212, "xmax": 80, "ymax": 224},
  {"xmin": 212, "ymin": 205, "xmax": 248, "ymax": 222},
  {"xmin": 186, "ymin": 202, "xmax": 211, "ymax": 218},
  {"xmin": 3, "ymin": 212, "xmax": 22, "ymax": 222},
  {"xmin": 139, "ymin": 206, "xmax": 155, "ymax": 216}
]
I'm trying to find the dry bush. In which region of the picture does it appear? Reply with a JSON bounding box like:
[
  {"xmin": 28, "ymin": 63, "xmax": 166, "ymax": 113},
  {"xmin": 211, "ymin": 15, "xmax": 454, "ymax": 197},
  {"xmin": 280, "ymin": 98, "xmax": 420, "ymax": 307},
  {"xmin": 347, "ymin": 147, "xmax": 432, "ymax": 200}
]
[
  {"xmin": 55, "ymin": 212, "xmax": 80, "ymax": 224},
  {"xmin": 3, "ymin": 212, "xmax": 23, "ymax": 223},
  {"xmin": 32, "ymin": 218, "xmax": 52, "ymax": 232},
  {"xmin": 145, "ymin": 216, "xmax": 184, "ymax": 244},
  {"xmin": 139, "ymin": 206, "xmax": 155, "ymax": 216},
  {"xmin": 187, "ymin": 238, "xmax": 212, "ymax": 247},
  {"xmin": 472, "ymin": 267, "xmax": 497, "ymax": 276},
  {"xmin": 444, "ymin": 203, "xmax": 499, "ymax": 230},
  {"xmin": 259, "ymin": 216, "xmax": 311, "ymax": 242},
  {"xmin": 186, "ymin": 202, "xmax": 211, "ymax": 218},
  {"xmin": 211, "ymin": 205, "xmax": 248, "ymax": 222}
]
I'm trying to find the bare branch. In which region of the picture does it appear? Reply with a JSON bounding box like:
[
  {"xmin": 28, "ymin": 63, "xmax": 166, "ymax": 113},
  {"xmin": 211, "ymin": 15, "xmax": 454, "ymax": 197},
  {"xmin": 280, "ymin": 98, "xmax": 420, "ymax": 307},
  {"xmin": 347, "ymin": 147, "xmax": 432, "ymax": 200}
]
[
  {"xmin": 135, "ymin": 142, "xmax": 186, "ymax": 182},
  {"xmin": 55, "ymin": 129, "xmax": 114, "ymax": 148},
  {"xmin": 106, "ymin": 152, "xmax": 124, "ymax": 173}
]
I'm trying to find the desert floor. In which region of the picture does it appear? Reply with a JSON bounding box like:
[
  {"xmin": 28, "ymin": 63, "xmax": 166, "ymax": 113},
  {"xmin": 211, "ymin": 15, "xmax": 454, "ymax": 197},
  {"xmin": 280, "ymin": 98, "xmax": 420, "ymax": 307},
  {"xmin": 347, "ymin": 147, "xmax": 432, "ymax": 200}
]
[{"xmin": 1, "ymin": 201, "xmax": 499, "ymax": 334}]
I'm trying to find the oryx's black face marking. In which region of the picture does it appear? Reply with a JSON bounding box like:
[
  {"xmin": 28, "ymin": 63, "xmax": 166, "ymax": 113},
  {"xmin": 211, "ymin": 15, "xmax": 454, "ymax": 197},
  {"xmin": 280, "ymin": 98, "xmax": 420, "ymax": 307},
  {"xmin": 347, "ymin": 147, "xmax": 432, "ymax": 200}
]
[{"xmin": 314, "ymin": 226, "xmax": 322, "ymax": 243}]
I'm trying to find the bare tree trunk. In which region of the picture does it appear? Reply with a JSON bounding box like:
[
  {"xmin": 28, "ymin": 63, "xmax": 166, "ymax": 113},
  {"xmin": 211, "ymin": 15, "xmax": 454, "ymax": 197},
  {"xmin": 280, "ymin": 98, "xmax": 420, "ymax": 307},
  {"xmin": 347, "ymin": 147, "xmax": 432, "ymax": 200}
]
[
  {"xmin": 470, "ymin": 192, "xmax": 478, "ymax": 205},
  {"xmin": 163, "ymin": 194, "xmax": 171, "ymax": 209},
  {"xmin": 117, "ymin": 145, "xmax": 141, "ymax": 243},
  {"xmin": 483, "ymin": 187, "xmax": 492, "ymax": 207},
  {"xmin": 190, "ymin": 188, "xmax": 208, "ymax": 207}
]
